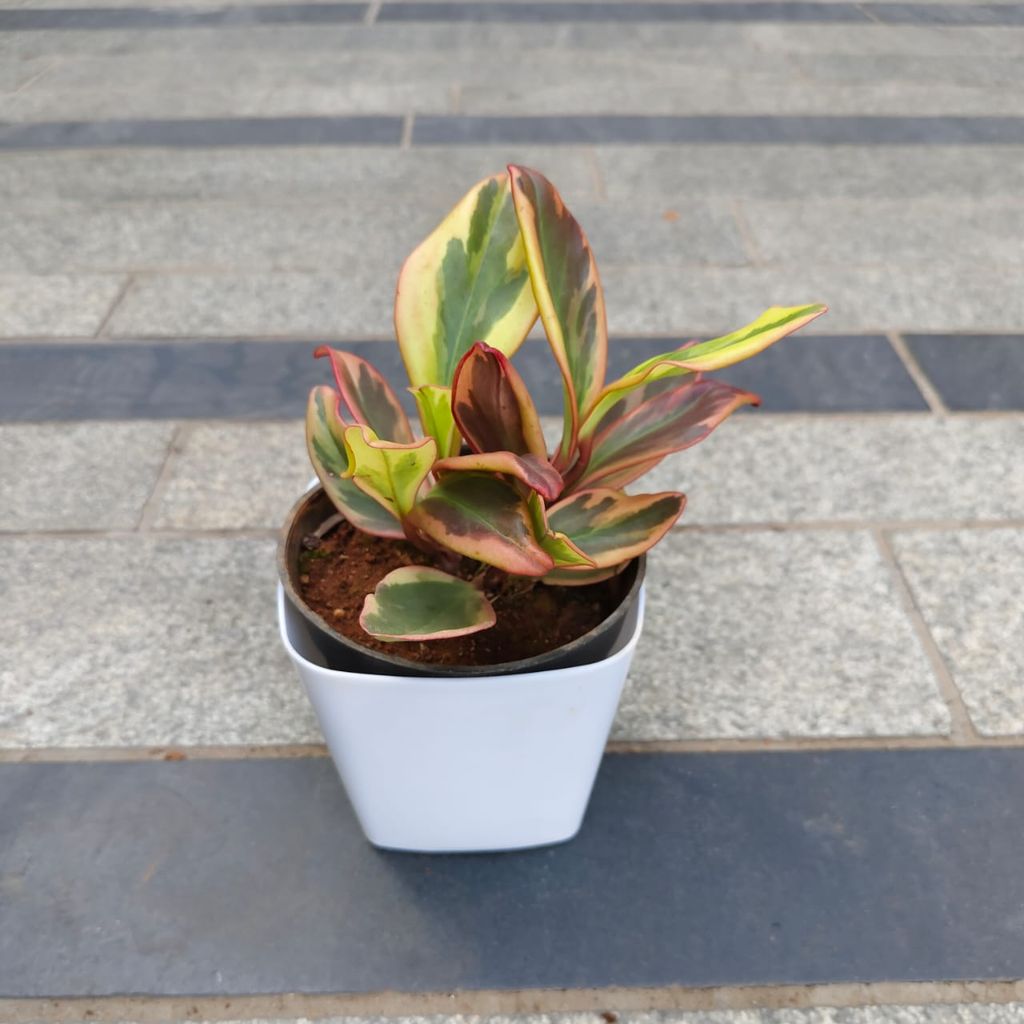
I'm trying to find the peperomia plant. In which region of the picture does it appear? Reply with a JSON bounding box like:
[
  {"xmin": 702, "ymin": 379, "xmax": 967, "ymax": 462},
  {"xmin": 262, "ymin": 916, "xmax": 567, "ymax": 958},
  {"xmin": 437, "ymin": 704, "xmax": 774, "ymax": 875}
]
[{"xmin": 307, "ymin": 166, "xmax": 826, "ymax": 642}]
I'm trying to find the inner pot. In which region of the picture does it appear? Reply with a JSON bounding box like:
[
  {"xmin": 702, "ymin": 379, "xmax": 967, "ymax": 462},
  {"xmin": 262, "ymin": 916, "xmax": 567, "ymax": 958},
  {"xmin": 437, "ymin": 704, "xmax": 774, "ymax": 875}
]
[{"xmin": 278, "ymin": 486, "xmax": 646, "ymax": 678}]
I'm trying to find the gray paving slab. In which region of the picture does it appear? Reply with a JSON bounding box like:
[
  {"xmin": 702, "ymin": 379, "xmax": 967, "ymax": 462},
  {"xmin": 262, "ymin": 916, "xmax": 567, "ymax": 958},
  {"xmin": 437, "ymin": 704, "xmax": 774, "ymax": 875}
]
[
  {"xmin": 0, "ymin": 2, "xmax": 366, "ymax": 28},
  {"xmin": 643, "ymin": 415, "xmax": 1024, "ymax": 525},
  {"xmin": 153, "ymin": 421, "xmax": 310, "ymax": 530},
  {"xmin": 0, "ymin": 147, "xmax": 597, "ymax": 203},
  {"xmin": 0, "ymin": 422, "xmax": 175, "ymax": 530},
  {"xmin": 742, "ymin": 200, "xmax": 1024, "ymax": 266},
  {"xmin": 904, "ymin": 334, "xmax": 1024, "ymax": 410},
  {"xmin": 105, "ymin": 272, "xmax": 394, "ymax": 338},
  {"xmin": 0, "ymin": 114, "xmax": 403, "ymax": 150},
  {"xmin": 0, "ymin": 199, "xmax": 741, "ymax": 274},
  {"xmin": 0, "ymin": 272, "xmax": 123, "ymax": 336},
  {"xmin": 794, "ymin": 52, "xmax": 1024, "ymax": 88},
  {"xmin": 892, "ymin": 529, "xmax": 1024, "ymax": 737},
  {"xmin": 595, "ymin": 145, "xmax": 1024, "ymax": 200},
  {"xmin": 5, "ymin": 749, "xmax": 1024, "ymax": 994},
  {"xmin": 0, "ymin": 535, "xmax": 315, "ymax": 747},
  {"xmin": 616, "ymin": 528, "xmax": 948, "ymax": 740}
]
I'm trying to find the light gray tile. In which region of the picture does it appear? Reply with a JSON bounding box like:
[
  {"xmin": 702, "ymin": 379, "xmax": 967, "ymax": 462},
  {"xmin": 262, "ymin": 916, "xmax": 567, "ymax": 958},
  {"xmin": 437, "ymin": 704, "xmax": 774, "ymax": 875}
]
[
  {"xmin": 0, "ymin": 199, "xmax": 743, "ymax": 274},
  {"xmin": 615, "ymin": 528, "xmax": 949, "ymax": 740},
  {"xmin": 105, "ymin": 272, "xmax": 395, "ymax": 338},
  {"xmin": 0, "ymin": 536, "xmax": 317, "ymax": 748},
  {"xmin": 601, "ymin": 263, "xmax": 1024, "ymax": 334},
  {"xmin": 643, "ymin": 416, "xmax": 1024, "ymax": 525},
  {"xmin": 153, "ymin": 422, "xmax": 311, "ymax": 530},
  {"xmin": 0, "ymin": 147, "xmax": 597, "ymax": 204},
  {"xmin": 596, "ymin": 146, "xmax": 1024, "ymax": 201},
  {"xmin": 0, "ymin": 273, "xmax": 124, "ymax": 337},
  {"xmin": 794, "ymin": 52, "xmax": 1024, "ymax": 89},
  {"xmin": 0, "ymin": 422, "xmax": 175, "ymax": 530},
  {"xmin": 892, "ymin": 529, "xmax": 1024, "ymax": 737},
  {"xmin": 742, "ymin": 200, "xmax": 1024, "ymax": 266}
]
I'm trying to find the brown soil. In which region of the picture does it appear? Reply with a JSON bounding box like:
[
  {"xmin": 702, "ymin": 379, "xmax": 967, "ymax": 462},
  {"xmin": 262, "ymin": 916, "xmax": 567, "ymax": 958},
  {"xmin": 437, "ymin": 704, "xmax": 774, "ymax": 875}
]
[{"xmin": 297, "ymin": 520, "xmax": 630, "ymax": 667}]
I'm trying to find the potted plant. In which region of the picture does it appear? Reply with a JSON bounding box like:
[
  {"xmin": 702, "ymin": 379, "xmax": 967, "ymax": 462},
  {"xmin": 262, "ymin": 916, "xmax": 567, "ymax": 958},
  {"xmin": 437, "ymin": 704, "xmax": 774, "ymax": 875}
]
[{"xmin": 278, "ymin": 165, "xmax": 825, "ymax": 853}]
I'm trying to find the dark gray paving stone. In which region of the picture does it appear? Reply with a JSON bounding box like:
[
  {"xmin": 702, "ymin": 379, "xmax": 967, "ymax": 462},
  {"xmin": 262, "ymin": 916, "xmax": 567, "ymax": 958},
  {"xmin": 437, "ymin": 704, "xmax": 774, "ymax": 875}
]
[
  {"xmin": 0, "ymin": 3, "xmax": 367, "ymax": 30},
  {"xmin": 903, "ymin": 334, "xmax": 1024, "ymax": 410},
  {"xmin": 0, "ymin": 116, "xmax": 402, "ymax": 151},
  {"xmin": 870, "ymin": 3, "xmax": 1024, "ymax": 25},
  {"xmin": 413, "ymin": 115, "xmax": 1024, "ymax": 147},
  {"xmin": 3, "ymin": 749, "xmax": 1024, "ymax": 996},
  {"xmin": 0, "ymin": 335, "xmax": 925, "ymax": 421},
  {"xmin": 379, "ymin": 2, "xmax": 870, "ymax": 22}
]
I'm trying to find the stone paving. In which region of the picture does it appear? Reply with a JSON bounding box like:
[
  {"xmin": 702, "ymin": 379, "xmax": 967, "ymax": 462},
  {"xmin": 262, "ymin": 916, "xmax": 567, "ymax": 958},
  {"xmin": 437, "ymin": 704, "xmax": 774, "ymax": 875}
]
[{"xmin": 1, "ymin": 0, "xmax": 1024, "ymax": 1020}]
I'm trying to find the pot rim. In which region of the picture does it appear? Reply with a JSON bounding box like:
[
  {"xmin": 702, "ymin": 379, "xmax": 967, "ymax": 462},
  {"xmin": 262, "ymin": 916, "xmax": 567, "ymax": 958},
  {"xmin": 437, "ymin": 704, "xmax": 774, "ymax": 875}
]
[{"xmin": 278, "ymin": 485, "xmax": 646, "ymax": 678}]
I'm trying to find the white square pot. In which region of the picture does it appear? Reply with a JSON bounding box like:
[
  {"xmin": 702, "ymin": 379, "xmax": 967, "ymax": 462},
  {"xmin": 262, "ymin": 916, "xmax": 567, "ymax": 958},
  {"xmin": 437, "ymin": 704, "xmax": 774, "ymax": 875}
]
[{"xmin": 277, "ymin": 585, "xmax": 645, "ymax": 853}]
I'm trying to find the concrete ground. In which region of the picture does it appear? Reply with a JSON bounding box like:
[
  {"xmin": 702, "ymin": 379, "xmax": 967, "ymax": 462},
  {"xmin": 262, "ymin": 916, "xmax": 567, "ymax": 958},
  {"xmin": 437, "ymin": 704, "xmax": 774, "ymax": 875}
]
[{"xmin": 2, "ymin": 0, "xmax": 1024, "ymax": 1020}]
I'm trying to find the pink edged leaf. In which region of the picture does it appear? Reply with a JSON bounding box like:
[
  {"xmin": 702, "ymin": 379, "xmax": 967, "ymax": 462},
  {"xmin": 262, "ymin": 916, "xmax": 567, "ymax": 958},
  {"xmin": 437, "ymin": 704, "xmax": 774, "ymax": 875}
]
[
  {"xmin": 315, "ymin": 345, "xmax": 414, "ymax": 444},
  {"xmin": 406, "ymin": 472, "xmax": 555, "ymax": 576},
  {"xmin": 508, "ymin": 164, "xmax": 608, "ymax": 467},
  {"xmin": 341, "ymin": 424, "xmax": 437, "ymax": 518},
  {"xmin": 541, "ymin": 562, "xmax": 629, "ymax": 587},
  {"xmin": 571, "ymin": 377, "xmax": 758, "ymax": 492},
  {"xmin": 434, "ymin": 451, "xmax": 563, "ymax": 502},
  {"xmin": 547, "ymin": 488, "xmax": 686, "ymax": 568},
  {"xmin": 360, "ymin": 566, "xmax": 496, "ymax": 642},
  {"xmin": 526, "ymin": 492, "xmax": 595, "ymax": 569},
  {"xmin": 581, "ymin": 304, "xmax": 826, "ymax": 437},
  {"xmin": 451, "ymin": 341, "xmax": 548, "ymax": 458},
  {"xmin": 305, "ymin": 386, "xmax": 404, "ymax": 539}
]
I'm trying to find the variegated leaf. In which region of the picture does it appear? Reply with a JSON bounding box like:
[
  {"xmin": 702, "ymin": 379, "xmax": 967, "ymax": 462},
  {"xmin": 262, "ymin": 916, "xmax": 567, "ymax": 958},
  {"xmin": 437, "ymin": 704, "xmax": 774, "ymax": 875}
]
[
  {"xmin": 542, "ymin": 563, "xmax": 628, "ymax": 587},
  {"xmin": 508, "ymin": 164, "xmax": 608, "ymax": 466},
  {"xmin": 451, "ymin": 341, "xmax": 548, "ymax": 458},
  {"xmin": 572, "ymin": 378, "xmax": 757, "ymax": 492},
  {"xmin": 395, "ymin": 172, "xmax": 538, "ymax": 388},
  {"xmin": 434, "ymin": 451, "xmax": 563, "ymax": 502},
  {"xmin": 547, "ymin": 488, "xmax": 686, "ymax": 568},
  {"xmin": 406, "ymin": 472, "xmax": 554, "ymax": 576},
  {"xmin": 411, "ymin": 384, "xmax": 461, "ymax": 458},
  {"xmin": 527, "ymin": 492, "xmax": 595, "ymax": 568},
  {"xmin": 360, "ymin": 566, "xmax": 496, "ymax": 642},
  {"xmin": 581, "ymin": 304, "xmax": 825, "ymax": 436},
  {"xmin": 314, "ymin": 345, "xmax": 414, "ymax": 444},
  {"xmin": 342, "ymin": 424, "xmax": 437, "ymax": 518},
  {"xmin": 305, "ymin": 386, "xmax": 404, "ymax": 538}
]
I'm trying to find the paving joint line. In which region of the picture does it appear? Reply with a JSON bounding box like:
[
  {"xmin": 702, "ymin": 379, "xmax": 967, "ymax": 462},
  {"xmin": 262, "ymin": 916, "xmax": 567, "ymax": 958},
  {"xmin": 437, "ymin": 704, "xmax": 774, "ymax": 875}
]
[
  {"xmin": 873, "ymin": 527, "xmax": 979, "ymax": 744},
  {"xmin": 729, "ymin": 197, "xmax": 766, "ymax": 266},
  {"xmin": 134, "ymin": 422, "xmax": 189, "ymax": 531},
  {"xmin": 887, "ymin": 330, "xmax": 949, "ymax": 415},
  {"xmin": 362, "ymin": 0, "xmax": 382, "ymax": 23},
  {"xmin": 91, "ymin": 274, "xmax": 133, "ymax": 339},
  {"xmin": 400, "ymin": 112, "xmax": 414, "ymax": 150},
  {"xmin": 3, "ymin": 979, "xmax": 1024, "ymax": 1021}
]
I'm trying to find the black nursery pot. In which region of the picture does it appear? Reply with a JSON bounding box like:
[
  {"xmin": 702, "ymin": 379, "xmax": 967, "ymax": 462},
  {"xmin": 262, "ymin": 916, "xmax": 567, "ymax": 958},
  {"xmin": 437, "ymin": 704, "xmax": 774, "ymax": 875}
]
[{"xmin": 278, "ymin": 487, "xmax": 646, "ymax": 679}]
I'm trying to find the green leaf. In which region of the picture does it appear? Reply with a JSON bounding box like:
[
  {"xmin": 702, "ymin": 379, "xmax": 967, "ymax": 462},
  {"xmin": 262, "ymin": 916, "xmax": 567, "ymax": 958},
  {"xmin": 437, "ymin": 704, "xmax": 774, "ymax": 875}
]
[
  {"xmin": 360, "ymin": 566, "xmax": 496, "ymax": 642},
  {"xmin": 572, "ymin": 377, "xmax": 758, "ymax": 492},
  {"xmin": 527, "ymin": 492, "xmax": 595, "ymax": 568},
  {"xmin": 581, "ymin": 304, "xmax": 826, "ymax": 437},
  {"xmin": 451, "ymin": 341, "xmax": 548, "ymax": 458},
  {"xmin": 314, "ymin": 345, "xmax": 414, "ymax": 444},
  {"xmin": 434, "ymin": 451, "xmax": 563, "ymax": 502},
  {"xmin": 509, "ymin": 164, "xmax": 607, "ymax": 466},
  {"xmin": 547, "ymin": 488, "xmax": 686, "ymax": 568},
  {"xmin": 541, "ymin": 563, "xmax": 629, "ymax": 587},
  {"xmin": 411, "ymin": 384, "xmax": 461, "ymax": 458},
  {"xmin": 406, "ymin": 472, "xmax": 555, "ymax": 576},
  {"xmin": 395, "ymin": 172, "xmax": 538, "ymax": 388},
  {"xmin": 305, "ymin": 386, "xmax": 404, "ymax": 538},
  {"xmin": 342, "ymin": 424, "xmax": 437, "ymax": 519}
]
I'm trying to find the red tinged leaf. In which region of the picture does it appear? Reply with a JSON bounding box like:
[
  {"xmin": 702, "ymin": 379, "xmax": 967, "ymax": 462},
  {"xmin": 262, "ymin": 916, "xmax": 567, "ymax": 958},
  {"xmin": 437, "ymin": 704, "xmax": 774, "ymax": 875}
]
[
  {"xmin": 434, "ymin": 451, "xmax": 563, "ymax": 501},
  {"xmin": 451, "ymin": 341, "xmax": 548, "ymax": 458},
  {"xmin": 315, "ymin": 346, "xmax": 414, "ymax": 444}
]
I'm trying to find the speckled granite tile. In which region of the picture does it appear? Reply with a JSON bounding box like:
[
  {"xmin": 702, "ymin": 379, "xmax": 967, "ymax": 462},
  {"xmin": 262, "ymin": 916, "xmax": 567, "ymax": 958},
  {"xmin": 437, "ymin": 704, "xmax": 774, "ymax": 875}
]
[
  {"xmin": 0, "ymin": 536, "xmax": 317, "ymax": 748},
  {"xmin": 615, "ymin": 528, "xmax": 950, "ymax": 740},
  {"xmin": 892, "ymin": 529, "xmax": 1024, "ymax": 736},
  {"xmin": 642, "ymin": 415, "xmax": 1024, "ymax": 524},
  {"xmin": 0, "ymin": 422, "xmax": 175, "ymax": 530},
  {"xmin": 0, "ymin": 273, "xmax": 125, "ymax": 337},
  {"xmin": 153, "ymin": 421, "xmax": 310, "ymax": 530}
]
